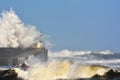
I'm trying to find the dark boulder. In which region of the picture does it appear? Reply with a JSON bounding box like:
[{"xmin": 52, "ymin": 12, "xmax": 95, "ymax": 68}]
[
  {"xmin": 102, "ymin": 69, "xmax": 120, "ymax": 78},
  {"xmin": 92, "ymin": 69, "xmax": 120, "ymax": 80},
  {"xmin": 0, "ymin": 69, "xmax": 23, "ymax": 80}
]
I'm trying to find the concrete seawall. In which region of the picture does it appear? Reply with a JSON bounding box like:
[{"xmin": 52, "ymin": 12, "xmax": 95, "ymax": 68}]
[{"xmin": 0, "ymin": 48, "xmax": 48, "ymax": 66}]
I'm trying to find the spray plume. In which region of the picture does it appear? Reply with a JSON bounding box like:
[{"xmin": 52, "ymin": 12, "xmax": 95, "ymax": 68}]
[
  {"xmin": 14, "ymin": 60, "xmax": 110, "ymax": 80},
  {"xmin": 0, "ymin": 9, "xmax": 42, "ymax": 48},
  {"xmin": 0, "ymin": 9, "xmax": 119, "ymax": 80}
]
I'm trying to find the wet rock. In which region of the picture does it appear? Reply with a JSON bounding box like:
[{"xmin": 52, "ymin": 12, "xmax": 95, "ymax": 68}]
[
  {"xmin": 57, "ymin": 69, "xmax": 120, "ymax": 80},
  {"xmin": 92, "ymin": 69, "xmax": 120, "ymax": 80},
  {"xmin": 102, "ymin": 69, "xmax": 120, "ymax": 78},
  {"xmin": 0, "ymin": 69, "xmax": 23, "ymax": 80}
]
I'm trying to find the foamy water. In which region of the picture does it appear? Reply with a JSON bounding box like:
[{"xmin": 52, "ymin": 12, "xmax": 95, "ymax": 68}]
[
  {"xmin": 0, "ymin": 9, "xmax": 120, "ymax": 80},
  {"xmin": 14, "ymin": 60, "xmax": 110, "ymax": 80},
  {"xmin": 14, "ymin": 50, "xmax": 120, "ymax": 80}
]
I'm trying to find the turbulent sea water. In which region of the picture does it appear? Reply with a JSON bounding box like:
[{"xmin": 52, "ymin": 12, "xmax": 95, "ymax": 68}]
[
  {"xmin": 0, "ymin": 50, "xmax": 120, "ymax": 80},
  {"xmin": 48, "ymin": 50, "xmax": 120, "ymax": 69},
  {"xmin": 12, "ymin": 50, "xmax": 120, "ymax": 80},
  {"xmin": 0, "ymin": 9, "xmax": 120, "ymax": 80}
]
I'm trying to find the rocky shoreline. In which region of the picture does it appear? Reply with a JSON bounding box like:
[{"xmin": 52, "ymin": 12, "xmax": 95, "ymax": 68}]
[
  {"xmin": 0, "ymin": 68, "xmax": 120, "ymax": 80},
  {"xmin": 57, "ymin": 69, "xmax": 120, "ymax": 80}
]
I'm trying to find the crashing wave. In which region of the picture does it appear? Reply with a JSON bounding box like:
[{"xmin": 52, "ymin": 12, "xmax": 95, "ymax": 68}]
[
  {"xmin": 48, "ymin": 50, "xmax": 114, "ymax": 57},
  {"xmin": 12, "ymin": 60, "xmax": 120, "ymax": 80},
  {"xmin": 0, "ymin": 8, "xmax": 42, "ymax": 48}
]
